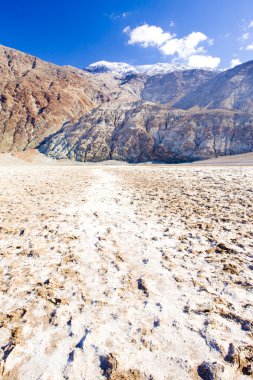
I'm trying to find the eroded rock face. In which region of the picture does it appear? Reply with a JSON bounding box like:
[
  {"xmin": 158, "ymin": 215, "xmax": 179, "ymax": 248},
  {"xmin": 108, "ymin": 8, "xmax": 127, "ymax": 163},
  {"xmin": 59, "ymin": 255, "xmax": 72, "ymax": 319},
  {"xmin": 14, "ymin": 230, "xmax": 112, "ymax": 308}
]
[
  {"xmin": 0, "ymin": 45, "xmax": 111, "ymax": 152},
  {"xmin": 40, "ymin": 102, "xmax": 253, "ymax": 163}
]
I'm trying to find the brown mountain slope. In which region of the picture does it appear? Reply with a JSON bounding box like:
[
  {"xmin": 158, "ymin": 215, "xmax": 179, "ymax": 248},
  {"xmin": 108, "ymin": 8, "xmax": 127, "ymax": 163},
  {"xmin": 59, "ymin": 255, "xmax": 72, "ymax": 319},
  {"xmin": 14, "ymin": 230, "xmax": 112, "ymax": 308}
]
[{"xmin": 0, "ymin": 45, "xmax": 113, "ymax": 152}]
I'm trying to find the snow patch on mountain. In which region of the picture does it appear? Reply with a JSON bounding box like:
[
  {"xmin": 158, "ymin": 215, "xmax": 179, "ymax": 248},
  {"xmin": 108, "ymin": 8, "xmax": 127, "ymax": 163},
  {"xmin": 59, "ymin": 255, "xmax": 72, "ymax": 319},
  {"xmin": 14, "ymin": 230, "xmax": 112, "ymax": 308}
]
[{"xmin": 84, "ymin": 60, "xmax": 220, "ymax": 76}]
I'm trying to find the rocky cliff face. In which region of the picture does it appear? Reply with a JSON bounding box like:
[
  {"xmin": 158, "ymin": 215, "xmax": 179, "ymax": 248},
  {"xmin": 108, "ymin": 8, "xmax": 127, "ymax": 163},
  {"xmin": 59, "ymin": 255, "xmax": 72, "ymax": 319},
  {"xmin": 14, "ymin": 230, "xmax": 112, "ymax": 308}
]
[
  {"xmin": 1, "ymin": 45, "xmax": 253, "ymax": 162},
  {"xmin": 40, "ymin": 101, "xmax": 253, "ymax": 163}
]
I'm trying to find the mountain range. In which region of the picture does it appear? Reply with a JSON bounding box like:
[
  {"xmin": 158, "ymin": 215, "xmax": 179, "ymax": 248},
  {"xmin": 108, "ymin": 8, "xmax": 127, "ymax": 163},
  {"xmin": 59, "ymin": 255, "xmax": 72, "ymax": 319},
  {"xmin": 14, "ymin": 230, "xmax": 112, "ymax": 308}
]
[{"xmin": 0, "ymin": 44, "xmax": 253, "ymax": 163}]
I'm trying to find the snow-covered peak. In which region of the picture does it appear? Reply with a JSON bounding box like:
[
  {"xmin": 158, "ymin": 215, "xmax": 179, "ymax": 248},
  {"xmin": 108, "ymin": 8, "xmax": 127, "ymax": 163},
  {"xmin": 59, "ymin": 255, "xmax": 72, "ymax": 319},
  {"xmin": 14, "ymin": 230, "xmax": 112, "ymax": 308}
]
[
  {"xmin": 84, "ymin": 60, "xmax": 219, "ymax": 76},
  {"xmin": 85, "ymin": 61, "xmax": 136, "ymax": 75},
  {"xmin": 137, "ymin": 63, "xmax": 194, "ymax": 75}
]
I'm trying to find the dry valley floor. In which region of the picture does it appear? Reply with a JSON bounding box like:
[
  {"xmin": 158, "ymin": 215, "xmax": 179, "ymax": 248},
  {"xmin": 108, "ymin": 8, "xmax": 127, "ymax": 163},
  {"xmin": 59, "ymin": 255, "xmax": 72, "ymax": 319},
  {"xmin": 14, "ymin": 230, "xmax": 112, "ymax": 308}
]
[{"xmin": 0, "ymin": 166, "xmax": 252, "ymax": 379}]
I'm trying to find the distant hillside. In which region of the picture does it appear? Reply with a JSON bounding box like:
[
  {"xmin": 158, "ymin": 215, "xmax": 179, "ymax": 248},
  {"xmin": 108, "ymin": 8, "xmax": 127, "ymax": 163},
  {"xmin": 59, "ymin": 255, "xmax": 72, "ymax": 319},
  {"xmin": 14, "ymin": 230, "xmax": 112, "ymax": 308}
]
[{"xmin": 175, "ymin": 60, "xmax": 253, "ymax": 113}]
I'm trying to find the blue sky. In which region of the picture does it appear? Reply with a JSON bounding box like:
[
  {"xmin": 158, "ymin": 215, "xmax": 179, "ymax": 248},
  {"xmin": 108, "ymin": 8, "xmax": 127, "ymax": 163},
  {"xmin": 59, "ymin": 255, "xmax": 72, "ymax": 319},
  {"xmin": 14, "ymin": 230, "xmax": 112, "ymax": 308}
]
[{"xmin": 1, "ymin": 0, "xmax": 253, "ymax": 69}]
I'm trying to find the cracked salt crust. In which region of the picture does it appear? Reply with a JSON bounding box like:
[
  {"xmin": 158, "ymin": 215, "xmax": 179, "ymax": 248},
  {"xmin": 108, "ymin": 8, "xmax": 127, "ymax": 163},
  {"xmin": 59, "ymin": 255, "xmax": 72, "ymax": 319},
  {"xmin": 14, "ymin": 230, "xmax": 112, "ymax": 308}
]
[{"xmin": 0, "ymin": 166, "xmax": 252, "ymax": 379}]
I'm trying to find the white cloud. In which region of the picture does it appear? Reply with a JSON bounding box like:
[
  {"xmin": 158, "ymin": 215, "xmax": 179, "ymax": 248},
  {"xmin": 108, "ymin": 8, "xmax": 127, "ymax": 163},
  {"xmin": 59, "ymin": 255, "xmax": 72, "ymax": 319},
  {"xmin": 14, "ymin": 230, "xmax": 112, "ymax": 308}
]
[
  {"xmin": 230, "ymin": 58, "xmax": 241, "ymax": 67},
  {"xmin": 248, "ymin": 21, "xmax": 253, "ymax": 28},
  {"xmin": 169, "ymin": 20, "xmax": 175, "ymax": 27},
  {"xmin": 238, "ymin": 33, "xmax": 249, "ymax": 41},
  {"xmin": 187, "ymin": 55, "xmax": 221, "ymax": 69},
  {"xmin": 124, "ymin": 24, "xmax": 174, "ymax": 48},
  {"xmin": 160, "ymin": 32, "xmax": 208, "ymax": 59},
  {"xmin": 124, "ymin": 24, "xmax": 220, "ymax": 68},
  {"xmin": 245, "ymin": 43, "xmax": 253, "ymax": 50}
]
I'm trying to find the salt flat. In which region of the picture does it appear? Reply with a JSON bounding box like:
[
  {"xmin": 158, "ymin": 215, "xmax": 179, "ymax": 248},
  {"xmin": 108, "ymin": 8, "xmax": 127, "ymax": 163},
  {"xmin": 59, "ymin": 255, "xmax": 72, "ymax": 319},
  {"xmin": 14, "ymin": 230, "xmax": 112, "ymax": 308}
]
[{"xmin": 0, "ymin": 165, "xmax": 252, "ymax": 379}]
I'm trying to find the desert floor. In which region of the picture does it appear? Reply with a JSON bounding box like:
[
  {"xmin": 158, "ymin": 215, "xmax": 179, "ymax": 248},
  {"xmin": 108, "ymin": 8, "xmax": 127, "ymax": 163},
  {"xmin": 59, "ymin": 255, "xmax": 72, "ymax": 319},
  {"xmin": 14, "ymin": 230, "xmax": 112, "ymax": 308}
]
[{"xmin": 0, "ymin": 164, "xmax": 252, "ymax": 380}]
